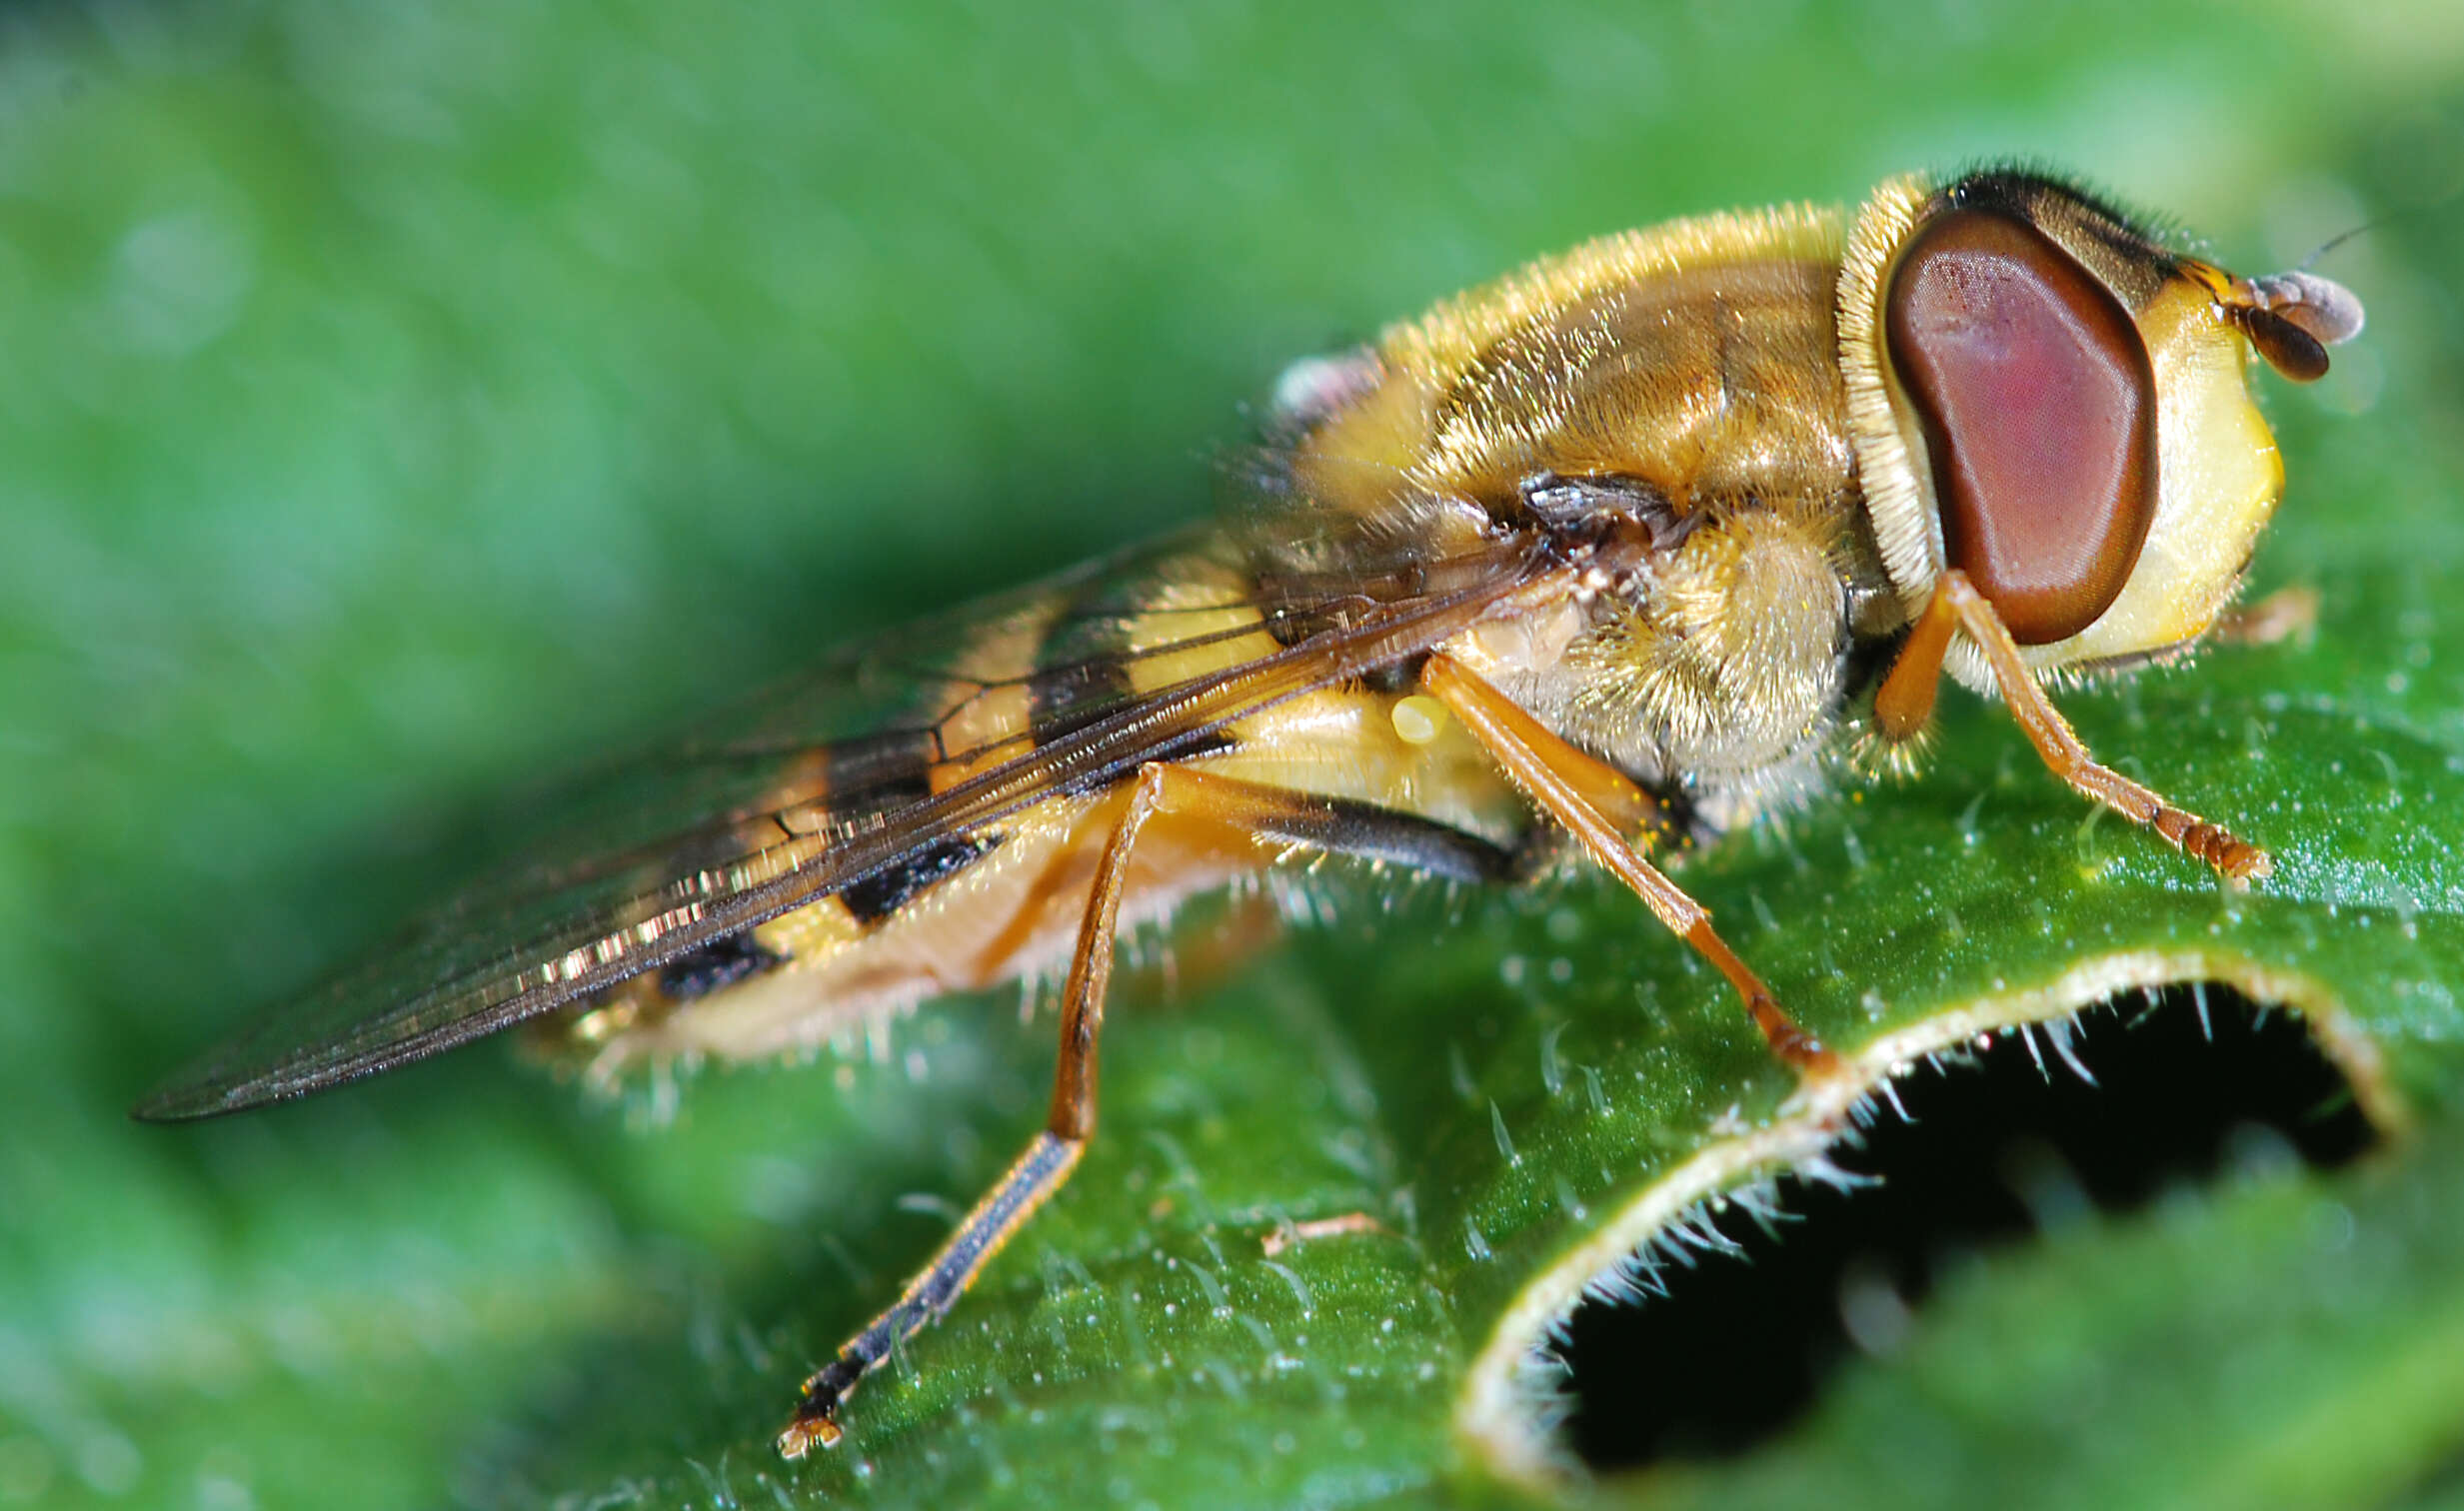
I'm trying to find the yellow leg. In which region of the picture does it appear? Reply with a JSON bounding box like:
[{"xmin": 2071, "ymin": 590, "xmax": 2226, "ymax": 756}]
[
  {"xmin": 778, "ymin": 761, "xmax": 1431, "ymax": 1456},
  {"xmin": 1419, "ymin": 653, "xmax": 1839, "ymax": 1076},
  {"xmin": 1874, "ymin": 570, "xmax": 2268, "ymax": 883}
]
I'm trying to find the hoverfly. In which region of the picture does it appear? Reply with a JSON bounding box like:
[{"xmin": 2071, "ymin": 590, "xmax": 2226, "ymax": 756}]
[{"xmin": 137, "ymin": 165, "xmax": 2364, "ymax": 1457}]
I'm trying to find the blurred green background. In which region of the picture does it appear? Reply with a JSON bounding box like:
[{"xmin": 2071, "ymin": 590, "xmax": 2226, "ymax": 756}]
[{"xmin": 4, "ymin": 1, "xmax": 2463, "ymax": 1508}]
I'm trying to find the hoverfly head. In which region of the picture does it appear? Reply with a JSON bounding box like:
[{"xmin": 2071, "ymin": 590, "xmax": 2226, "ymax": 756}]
[{"xmin": 1840, "ymin": 166, "xmax": 2363, "ymax": 686}]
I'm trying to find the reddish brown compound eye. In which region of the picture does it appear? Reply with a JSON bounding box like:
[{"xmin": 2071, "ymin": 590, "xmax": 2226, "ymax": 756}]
[{"xmin": 1886, "ymin": 208, "xmax": 2158, "ymax": 646}]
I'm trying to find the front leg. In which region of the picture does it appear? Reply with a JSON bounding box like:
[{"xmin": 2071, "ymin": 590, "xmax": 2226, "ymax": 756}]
[{"xmin": 1873, "ymin": 569, "xmax": 2270, "ymax": 883}]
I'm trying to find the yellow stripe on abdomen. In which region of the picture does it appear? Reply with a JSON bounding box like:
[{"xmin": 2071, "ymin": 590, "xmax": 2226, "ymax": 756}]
[{"xmin": 1121, "ymin": 583, "xmax": 1281, "ymax": 698}]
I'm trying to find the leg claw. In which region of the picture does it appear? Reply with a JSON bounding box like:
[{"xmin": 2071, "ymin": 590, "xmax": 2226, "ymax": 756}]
[
  {"xmin": 777, "ymin": 1358, "xmax": 861, "ymax": 1459},
  {"xmin": 776, "ymin": 1406, "xmax": 842, "ymax": 1459}
]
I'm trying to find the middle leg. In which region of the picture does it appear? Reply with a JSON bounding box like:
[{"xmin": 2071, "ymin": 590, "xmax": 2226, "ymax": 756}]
[{"xmin": 1419, "ymin": 652, "xmax": 1841, "ymax": 1078}]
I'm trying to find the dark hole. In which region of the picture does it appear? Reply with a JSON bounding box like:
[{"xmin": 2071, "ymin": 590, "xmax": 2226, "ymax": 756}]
[{"xmin": 1558, "ymin": 985, "xmax": 2378, "ymax": 1469}]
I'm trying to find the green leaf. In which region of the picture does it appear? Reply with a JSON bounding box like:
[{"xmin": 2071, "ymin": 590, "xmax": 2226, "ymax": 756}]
[{"xmin": 6, "ymin": 4, "xmax": 2464, "ymax": 1510}]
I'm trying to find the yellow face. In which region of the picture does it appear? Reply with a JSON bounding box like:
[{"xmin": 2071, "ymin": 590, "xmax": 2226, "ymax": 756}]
[{"xmin": 2079, "ymin": 277, "xmax": 2283, "ymax": 672}]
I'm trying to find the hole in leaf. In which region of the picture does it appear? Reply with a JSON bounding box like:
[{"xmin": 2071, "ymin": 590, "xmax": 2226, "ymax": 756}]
[{"xmin": 1557, "ymin": 985, "xmax": 2378, "ymax": 1469}]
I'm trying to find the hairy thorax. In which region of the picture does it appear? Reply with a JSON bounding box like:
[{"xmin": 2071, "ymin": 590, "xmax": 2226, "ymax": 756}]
[{"xmin": 1320, "ymin": 208, "xmax": 1892, "ymax": 831}]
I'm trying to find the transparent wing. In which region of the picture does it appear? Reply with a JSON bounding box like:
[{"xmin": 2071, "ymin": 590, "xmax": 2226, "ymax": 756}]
[{"xmin": 136, "ymin": 523, "xmax": 1556, "ymax": 1120}]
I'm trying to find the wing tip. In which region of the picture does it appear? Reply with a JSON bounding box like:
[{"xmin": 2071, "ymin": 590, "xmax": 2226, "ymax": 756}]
[
  {"xmin": 129, "ymin": 1023, "xmax": 495, "ymax": 1124},
  {"xmin": 130, "ymin": 1074, "xmax": 276, "ymax": 1123}
]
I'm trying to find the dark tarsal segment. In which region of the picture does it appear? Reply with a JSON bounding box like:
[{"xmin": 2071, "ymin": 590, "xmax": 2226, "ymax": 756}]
[
  {"xmin": 780, "ymin": 1130, "xmax": 1081, "ymax": 1457},
  {"xmin": 1887, "ymin": 208, "xmax": 2157, "ymax": 646}
]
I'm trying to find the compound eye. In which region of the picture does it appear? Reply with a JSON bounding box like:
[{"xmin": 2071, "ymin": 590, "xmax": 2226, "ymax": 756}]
[{"xmin": 1886, "ymin": 208, "xmax": 2158, "ymax": 646}]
